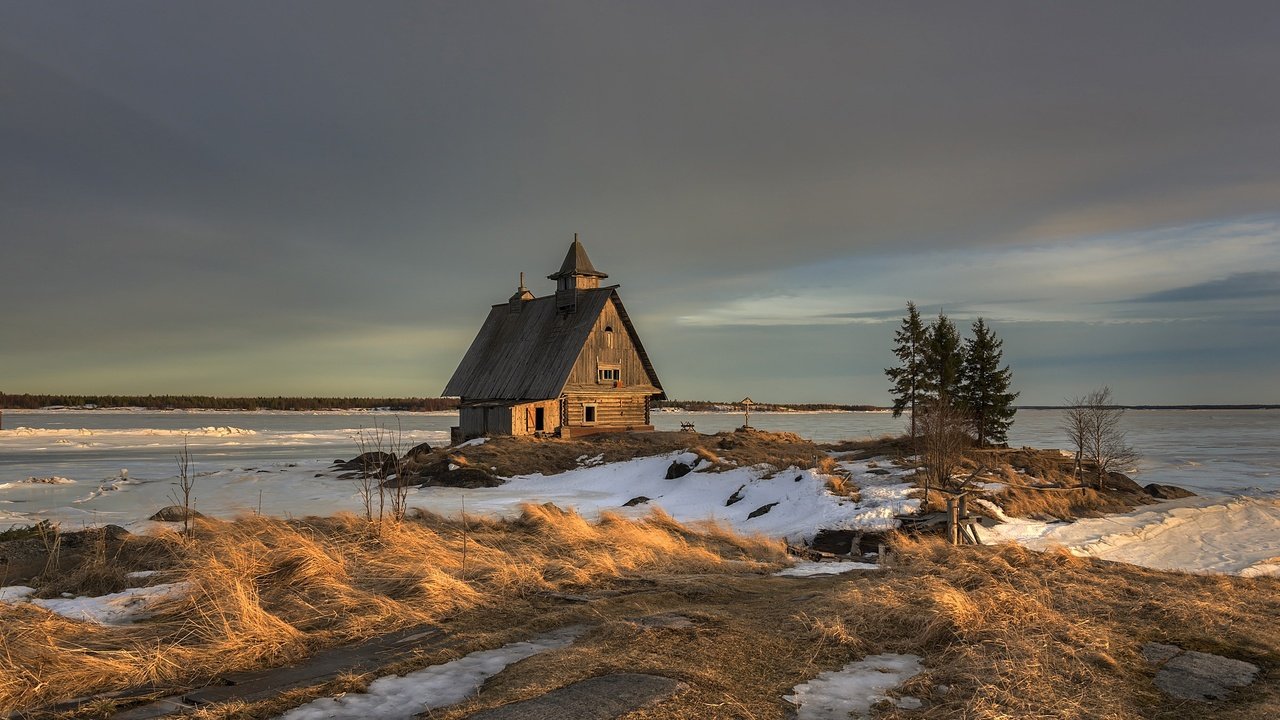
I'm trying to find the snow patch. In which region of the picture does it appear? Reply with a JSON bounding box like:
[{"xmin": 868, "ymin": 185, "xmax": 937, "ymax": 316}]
[
  {"xmin": 775, "ymin": 561, "xmax": 881, "ymax": 577},
  {"xmin": 454, "ymin": 437, "xmax": 488, "ymax": 448},
  {"xmin": 275, "ymin": 626, "xmax": 583, "ymax": 720},
  {"xmin": 982, "ymin": 496, "xmax": 1280, "ymax": 576},
  {"xmin": 0, "ymin": 586, "xmax": 37, "ymax": 602},
  {"xmin": 785, "ymin": 653, "xmax": 924, "ymax": 719},
  {"xmin": 1, "ymin": 583, "xmax": 191, "ymax": 624}
]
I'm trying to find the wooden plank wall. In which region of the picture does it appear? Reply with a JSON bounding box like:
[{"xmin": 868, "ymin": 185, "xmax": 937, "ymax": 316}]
[
  {"xmin": 563, "ymin": 393, "xmax": 649, "ymax": 427},
  {"xmin": 564, "ymin": 299, "xmax": 654, "ymax": 389}
]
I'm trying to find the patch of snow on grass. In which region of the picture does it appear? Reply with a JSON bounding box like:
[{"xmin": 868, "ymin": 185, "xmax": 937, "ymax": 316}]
[
  {"xmin": 415, "ymin": 453, "xmax": 920, "ymax": 543},
  {"xmin": 276, "ymin": 626, "xmax": 583, "ymax": 720},
  {"xmin": 0, "ymin": 586, "xmax": 37, "ymax": 601},
  {"xmin": 454, "ymin": 437, "xmax": 488, "ymax": 448},
  {"xmin": 8, "ymin": 582, "xmax": 191, "ymax": 624},
  {"xmin": 774, "ymin": 561, "xmax": 881, "ymax": 577},
  {"xmin": 785, "ymin": 653, "xmax": 924, "ymax": 719}
]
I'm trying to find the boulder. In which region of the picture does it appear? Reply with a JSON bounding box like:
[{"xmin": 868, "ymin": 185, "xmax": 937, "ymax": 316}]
[
  {"xmin": 1145, "ymin": 483, "xmax": 1197, "ymax": 500},
  {"xmin": 1102, "ymin": 471, "xmax": 1145, "ymax": 494},
  {"xmin": 623, "ymin": 496, "xmax": 651, "ymax": 507},
  {"xmin": 665, "ymin": 461, "xmax": 692, "ymax": 479},
  {"xmin": 418, "ymin": 467, "xmax": 504, "ymax": 489},
  {"xmin": 747, "ymin": 502, "xmax": 779, "ymax": 519},
  {"xmin": 402, "ymin": 441, "xmax": 434, "ymax": 462},
  {"xmin": 149, "ymin": 506, "xmax": 206, "ymax": 522},
  {"xmin": 332, "ymin": 451, "xmax": 398, "ymax": 477}
]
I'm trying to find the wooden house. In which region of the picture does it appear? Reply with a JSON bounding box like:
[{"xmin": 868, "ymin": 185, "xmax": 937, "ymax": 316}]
[{"xmin": 443, "ymin": 237, "xmax": 665, "ymax": 442}]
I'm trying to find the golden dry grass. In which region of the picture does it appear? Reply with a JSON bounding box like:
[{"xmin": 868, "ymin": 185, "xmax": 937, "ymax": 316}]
[
  {"xmin": 0, "ymin": 507, "xmax": 785, "ymax": 714},
  {"xmin": 802, "ymin": 536, "xmax": 1280, "ymax": 719}
]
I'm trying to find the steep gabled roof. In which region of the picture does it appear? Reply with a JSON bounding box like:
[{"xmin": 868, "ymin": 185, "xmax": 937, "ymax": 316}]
[
  {"xmin": 443, "ymin": 287, "xmax": 662, "ymax": 400},
  {"xmin": 547, "ymin": 239, "xmax": 608, "ymax": 280}
]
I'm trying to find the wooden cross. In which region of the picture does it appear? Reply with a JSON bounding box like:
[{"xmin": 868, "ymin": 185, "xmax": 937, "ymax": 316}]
[{"xmin": 740, "ymin": 396, "xmax": 755, "ymax": 429}]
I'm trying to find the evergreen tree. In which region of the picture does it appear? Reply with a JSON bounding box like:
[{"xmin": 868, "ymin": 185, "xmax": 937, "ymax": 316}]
[
  {"xmin": 920, "ymin": 311, "xmax": 965, "ymax": 409},
  {"xmin": 958, "ymin": 318, "xmax": 1019, "ymax": 447},
  {"xmin": 884, "ymin": 301, "xmax": 927, "ymax": 438}
]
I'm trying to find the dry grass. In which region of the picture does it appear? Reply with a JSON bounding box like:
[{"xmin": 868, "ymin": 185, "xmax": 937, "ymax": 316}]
[
  {"xmin": 0, "ymin": 507, "xmax": 785, "ymax": 714},
  {"xmin": 28, "ymin": 527, "xmax": 1277, "ymax": 720},
  {"xmin": 797, "ymin": 536, "xmax": 1280, "ymax": 719},
  {"xmin": 995, "ymin": 484, "xmax": 1144, "ymax": 519},
  {"xmin": 817, "ymin": 456, "xmax": 861, "ymax": 501}
]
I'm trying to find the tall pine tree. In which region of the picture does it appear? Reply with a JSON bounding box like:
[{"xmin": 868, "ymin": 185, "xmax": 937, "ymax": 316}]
[
  {"xmin": 884, "ymin": 301, "xmax": 926, "ymax": 438},
  {"xmin": 958, "ymin": 317, "xmax": 1019, "ymax": 447},
  {"xmin": 921, "ymin": 311, "xmax": 964, "ymax": 409}
]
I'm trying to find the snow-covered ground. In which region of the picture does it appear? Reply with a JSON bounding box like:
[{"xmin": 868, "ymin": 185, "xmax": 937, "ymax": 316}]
[
  {"xmin": 785, "ymin": 653, "xmax": 924, "ymax": 719},
  {"xmin": 978, "ymin": 496, "xmax": 1280, "ymax": 577}
]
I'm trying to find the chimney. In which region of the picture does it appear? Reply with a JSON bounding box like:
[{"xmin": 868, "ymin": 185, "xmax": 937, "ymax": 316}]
[{"xmin": 508, "ymin": 271, "xmax": 534, "ymax": 311}]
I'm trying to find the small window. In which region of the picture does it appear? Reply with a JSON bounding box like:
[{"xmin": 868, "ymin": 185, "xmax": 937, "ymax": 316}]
[
  {"xmin": 583, "ymin": 404, "xmax": 597, "ymax": 424},
  {"xmin": 597, "ymin": 366, "xmax": 620, "ymax": 383},
  {"xmin": 604, "ymin": 325, "xmax": 614, "ymax": 349}
]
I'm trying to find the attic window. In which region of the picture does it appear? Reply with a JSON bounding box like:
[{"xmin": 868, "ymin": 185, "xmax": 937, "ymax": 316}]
[
  {"xmin": 598, "ymin": 365, "xmax": 621, "ymax": 383},
  {"xmin": 604, "ymin": 325, "xmax": 614, "ymax": 348}
]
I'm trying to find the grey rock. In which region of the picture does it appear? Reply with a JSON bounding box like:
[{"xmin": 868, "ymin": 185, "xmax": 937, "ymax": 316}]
[
  {"xmin": 149, "ymin": 506, "xmax": 206, "ymax": 522},
  {"xmin": 665, "ymin": 461, "xmax": 692, "ymax": 479},
  {"xmin": 1103, "ymin": 471, "xmax": 1145, "ymax": 494},
  {"xmin": 622, "ymin": 496, "xmax": 650, "ymax": 507},
  {"xmin": 1142, "ymin": 642, "xmax": 1259, "ymax": 701},
  {"xmin": 1141, "ymin": 642, "xmax": 1182, "ymax": 664},
  {"xmin": 1144, "ymin": 483, "xmax": 1197, "ymax": 500},
  {"xmin": 465, "ymin": 673, "xmax": 685, "ymax": 720},
  {"xmin": 748, "ymin": 502, "xmax": 779, "ymax": 519},
  {"xmin": 725, "ymin": 485, "xmax": 745, "ymax": 506}
]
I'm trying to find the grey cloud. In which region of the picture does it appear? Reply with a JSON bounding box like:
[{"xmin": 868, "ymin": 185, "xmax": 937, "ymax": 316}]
[
  {"xmin": 3, "ymin": 2, "xmax": 1280, "ymax": 400},
  {"xmin": 1127, "ymin": 272, "xmax": 1280, "ymax": 304}
]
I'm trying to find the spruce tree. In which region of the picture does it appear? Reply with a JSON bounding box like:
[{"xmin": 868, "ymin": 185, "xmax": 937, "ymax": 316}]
[
  {"xmin": 884, "ymin": 301, "xmax": 926, "ymax": 438},
  {"xmin": 921, "ymin": 311, "xmax": 964, "ymax": 409},
  {"xmin": 958, "ymin": 318, "xmax": 1019, "ymax": 447}
]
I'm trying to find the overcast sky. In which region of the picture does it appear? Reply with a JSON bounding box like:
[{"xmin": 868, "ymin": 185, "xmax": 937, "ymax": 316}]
[{"xmin": 3, "ymin": 2, "xmax": 1278, "ymax": 404}]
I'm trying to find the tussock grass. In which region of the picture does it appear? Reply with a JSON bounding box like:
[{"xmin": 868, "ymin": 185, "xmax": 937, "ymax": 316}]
[
  {"xmin": 803, "ymin": 535, "xmax": 1280, "ymax": 719},
  {"xmin": 0, "ymin": 508, "xmax": 785, "ymax": 714},
  {"xmin": 996, "ymin": 484, "xmax": 1141, "ymax": 519}
]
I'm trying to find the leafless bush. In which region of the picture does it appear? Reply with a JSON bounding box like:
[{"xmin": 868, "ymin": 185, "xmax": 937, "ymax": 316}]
[
  {"xmin": 917, "ymin": 399, "xmax": 970, "ymax": 506},
  {"xmin": 1063, "ymin": 387, "xmax": 1140, "ymax": 490},
  {"xmin": 169, "ymin": 439, "xmax": 196, "ymax": 538},
  {"xmin": 353, "ymin": 418, "xmax": 410, "ymax": 531}
]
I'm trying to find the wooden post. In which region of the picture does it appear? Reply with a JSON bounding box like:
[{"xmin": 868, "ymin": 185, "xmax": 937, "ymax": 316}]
[{"xmin": 946, "ymin": 496, "xmax": 958, "ymax": 545}]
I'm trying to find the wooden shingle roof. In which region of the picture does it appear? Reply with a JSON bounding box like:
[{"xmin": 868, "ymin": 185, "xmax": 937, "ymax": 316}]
[{"xmin": 443, "ymin": 287, "xmax": 663, "ymax": 401}]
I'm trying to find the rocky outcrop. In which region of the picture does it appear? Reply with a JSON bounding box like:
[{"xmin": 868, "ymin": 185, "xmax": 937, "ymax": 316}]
[
  {"xmin": 331, "ymin": 451, "xmax": 398, "ymax": 478},
  {"xmin": 416, "ymin": 467, "xmax": 503, "ymax": 489},
  {"xmin": 1144, "ymin": 483, "xmax": 1197, "ymax": 500},
  {"xmin": 1142, "ymin": 642, "xmax": 1258, "ymax": 701}
]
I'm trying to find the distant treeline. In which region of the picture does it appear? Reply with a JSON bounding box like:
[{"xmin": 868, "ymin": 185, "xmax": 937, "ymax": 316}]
[
  {"xmin": 0, "ymin": 394, "xmax": 460, "ymax": 412},
  {"xmin": 655, "ymin": 399, "xmax": 883, "ymax": 412}
]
